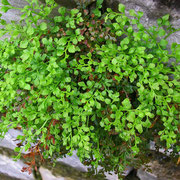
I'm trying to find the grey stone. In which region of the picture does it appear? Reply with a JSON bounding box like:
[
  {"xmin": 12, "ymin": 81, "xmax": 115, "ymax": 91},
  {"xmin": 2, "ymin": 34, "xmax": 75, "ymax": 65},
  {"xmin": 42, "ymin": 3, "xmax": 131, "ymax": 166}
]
[
  {"xmin": 137, "ymin": 151, "xmax": 180, "ymax": 180},
  {"xmin": 40, "ymin": 0, "xmax": 96, "ymax": 9},
  {"xmin": 106, "ymin": 0, "xmax": 180, "ymax": 45},
  {"xmin": 57, "ymin": 151, "xmax": 119, "ymax": 179},
  {"xmin": 0, "ymin": 173, "xmax": 22, "ymax": 180},
  {"xmin": 40, "ymin": 0, "xmax": 76, "ymax": 8},
  {"xmin": 137, "ymin": 168, "xmax": 157, "ymax": 180},
  {"xmin": 39, "ymin": 167, "xmax": 70, "ymax": 180},
  {"xmin": 1, "ymin": 0, "xmax": 28, "ymax": 22},
  {"xmin": 0, "ymin": 147, "xmax": 35, "ymax": 180},
  {"xmin": 0, "ymin": 129, "xmax": 23, "ymax": 150}
]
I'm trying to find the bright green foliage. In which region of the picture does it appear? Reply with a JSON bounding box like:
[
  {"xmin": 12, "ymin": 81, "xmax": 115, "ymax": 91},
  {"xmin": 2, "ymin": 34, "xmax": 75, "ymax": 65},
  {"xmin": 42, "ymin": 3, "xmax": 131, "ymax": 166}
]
[{"xmin": 0, "ymin": 0, "xmax": 179, "ymax": 178}]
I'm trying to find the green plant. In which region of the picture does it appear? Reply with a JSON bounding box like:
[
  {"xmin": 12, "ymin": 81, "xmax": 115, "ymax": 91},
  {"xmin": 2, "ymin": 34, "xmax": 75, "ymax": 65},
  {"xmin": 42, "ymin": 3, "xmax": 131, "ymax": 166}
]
[{"xmin": 0, "ymin": 0, "xmax": 179, "ymax": 178}]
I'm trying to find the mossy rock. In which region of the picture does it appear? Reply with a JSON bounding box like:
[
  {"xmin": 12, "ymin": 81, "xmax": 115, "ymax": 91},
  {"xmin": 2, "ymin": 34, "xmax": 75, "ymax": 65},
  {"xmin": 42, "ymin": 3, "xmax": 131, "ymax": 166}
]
[{"xmin": 39, "ymin": 0, "xmax": 96, "ymax": 9}]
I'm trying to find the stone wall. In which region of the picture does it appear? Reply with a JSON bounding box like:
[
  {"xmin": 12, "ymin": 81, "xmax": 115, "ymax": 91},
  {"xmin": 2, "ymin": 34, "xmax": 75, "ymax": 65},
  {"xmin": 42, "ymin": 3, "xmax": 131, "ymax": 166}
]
[{"xmin": 48, "ymin": 0, "xmax": 180, "ymax": 44}]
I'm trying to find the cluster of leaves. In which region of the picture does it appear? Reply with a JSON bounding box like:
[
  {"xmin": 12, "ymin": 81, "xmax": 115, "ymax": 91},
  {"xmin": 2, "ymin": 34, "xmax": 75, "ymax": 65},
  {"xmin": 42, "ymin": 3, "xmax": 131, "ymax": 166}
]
[{"xmin": 0, "ymin": 0, "xmax": 179, "ymax": 178}]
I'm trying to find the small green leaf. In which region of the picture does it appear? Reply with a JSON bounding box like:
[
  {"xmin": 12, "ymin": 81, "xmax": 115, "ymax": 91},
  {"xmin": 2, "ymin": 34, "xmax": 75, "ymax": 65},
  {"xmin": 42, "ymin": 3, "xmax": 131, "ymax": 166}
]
[
  {"xmin": 21, "ymin": 52, "xmax": 30, "ymax": 61},
  {"xmin": 127, "ymin": 26, "xmax": 133, "ymax": 33},
  {"xmin": 158, "ymin": 29, "xmax": 166, "ymax": 36},
  {"xmin": 68, "ymin": 45, "xmax": 76, "ymax": 53},
  {"xmin": 137, "ymin": 11, "xmax": 143, "ymax": 18},
  {"xmin": 71, "ymin": 8, "xmax": 79, "ymax": 15},
  {"xmin": 116, "ymin": 30, "xmax": 123, "ymax": 36},
  {"xmin": 36, "ymin": 130, "xmax": 41, "ymax": 135},
  {"xmin": 129, "ymin": 9, "xmax": 136, "ymax": 16},
  {"xmin": 122, "ymin": 98, "xmax": 131, "ymax": 109},
  {"xmin": 58, "ymin": 7, "xmax": 66, "ymax": 15},
  {"xmin": 2, "ymin": 0, "xmax": 10, "ymax": 5},
  {"xmin": 65, "ymin": 77, "xmax": 71, "ymax": 82},
  {"xmin": 78, "ymin": 82, "xmax": 86, "ymax": 87},
  {"xmin": 87, "ymin": 81, "xmax": 93, "ymax": 87},
  {"xmin": 132, "ymin": 19, "xmax": 138, "ymax": 24},
  {"xmin": 40, "ymin": 22, "xmax": 47, "ymax": 31},
  {"xmin": 75, "ymin": 28, "xmax": 80, "ymax": 35},
  {"xmin": 14, "ymin": 147, "xmax": 21, "ymax": 152},
  {"xmin": 24, "ymin": 84, "xmax": 31, "ymax": 90},
  {"xmin": 113, "ymin": 23, "xmax": 120, "ymax": 30},
  {"xmin": 100, "ymin": 121, "xmax": 104, "ymax": 127},
  {"xmin": 96, "ymin": 101, "xmax": 101, "ymax": 109},
  {"xmin": 127, "ymin": 112, "xmax": 135, "ymax": 122},
  {"xmin": 20, "ymin": 40, "xmax": 28, "ymax": 48},
  {"xmin": 107, "ymin": 8, "xmax": 112, "ymax": 13},
  {"xmin": 105, "ymin": 98, "xmax": 111, "ymax": 104},
  {"xmin": 152, "ymin": 82, "xmax": 159, "ymax": 90},
  {"xmin": 148, "ymin": 63, "xmax": 155, "ymax": 69},
  {"xmin": 93, "ymin": 8, "xmax": 101, "ymax": 17},
  {"xmin": 54, "ymin": 16, "xmax": 63, "ymax": 23},
  {"xmin": 97, "ymin": 0, "xmax": 103, "ymax": 6},
  {"xmin": 160, "ymin": 39, "xmax": 168, "ymax": 47},
  {"xmin": 118, "ymin": 4, "xmax": 125, "ymax": 13},
  {"xmin": 1, "ymin": 6, "xmax": 11, "ymax": 13},
  {"xmin": 135, "ymin": 124, "xmax": 143, "ymax": 133},
  {"xmin": 24, "ymin": 143, "xmax": 31, "ymax": 151},
  {"xmin": 157, "ymin": 18, "xmax": 162, "ymax": 26},
  {"xmin": 120, "ymin": 37, "xmax": 129, "ymax": 46},
  {"xmin": 162, "ymin": 14, "xmax": 169, "ymax": 21},
  {"xmin": 109, "ymin": 13, "xmax": 116, "ymax": 20},
  {"xmin": 27, "ymin": 26, "xmax": 34, "ymax": 35},
  {"xmin": 58, "ymin": 37, "xmax": 67, "ymax": 46}
]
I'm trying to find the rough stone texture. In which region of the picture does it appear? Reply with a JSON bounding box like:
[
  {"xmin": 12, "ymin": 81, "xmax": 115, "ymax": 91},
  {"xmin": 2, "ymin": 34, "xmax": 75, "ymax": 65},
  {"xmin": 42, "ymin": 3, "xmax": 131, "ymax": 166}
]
[
  {"xmin": 106, "ymin": 0, "xmax": 180, "ymax": 45},
  {"xmin": 0, "ymin": 147, "xmax": 35, "ymax": 180},
  {"xmin": 39, "ymin": 160, "xmax": 90, "ymax": 180},
  {"xmin": 43, "ymin": 151, "xmax": 120, "ymax": 179},
  {"xmin": 137, "ymin": 168, "xmax": 157, "ymax": 180},
  {"xmin": 39, "ymin": 167, "xmax": 71, "ymax": 180},
  {"xmin": 0, "ymin": 129, "xmax": 23, "ymax": 150},
  {"xmin": 1, "ymin": 0, "xmax": 180, "ymax": 43},
  {"xmin": 40, "ymin": 0, "xmax": 180, "ymax": 49},
  {"xmin": 137, "ymin": 151, "xmax": 180, "ymax": 180},
  {"xmin": 137, "ymin": 160, "xmax": 180, "ymax": 180},
  {"xmin": 0, "ymin": 129, "xmax": 119, "ymax": 180},
  {"xmin": 1, "ymin": 0, "xmax": 28, "ymax": 22}
]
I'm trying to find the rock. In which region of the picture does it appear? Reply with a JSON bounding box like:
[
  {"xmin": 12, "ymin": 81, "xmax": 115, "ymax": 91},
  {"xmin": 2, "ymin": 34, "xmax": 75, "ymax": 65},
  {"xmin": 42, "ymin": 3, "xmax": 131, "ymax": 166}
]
[
  {"xmin": 123, "ymin": 169, "xmax": 140, "ymax": 180},
  {"xmin": 137, "ymin": 151, "xmax": 180, "ymax": 180},
  {"xmin": 39, "ymin": 0, "xmax": 96, "ymax": 9},
  {"xmin": 56, "ymin": 151, "xmax": 88, "ymax": 172},
  {"xmin": 0, "ymin": 147, "xmax": 35, "ymax": 180},
  {"xmin": 0, "ymin": 173, "xmax": 22, "ymax": 180},
  {"xmin": 106, "ymin": 0, "xmax": 180, "ymax": 45},
  {"xmin": 39, "ymin": 155, "xmax": 91, "ymax": 180},
  {"xmin": 44, "ymin": 151, "xmax": 119, "ymax": 180},
  {"xmin": 137, "ymin": 168, "xmax": 157, "ymax": 180},
  {"xmin": 0, "ymin": 129, "xmax": 25, "ymax": 152},
  {"xmin": 39, "ymin": 167, "xmax": 71, "ymax": 180},
  {"xmin": 39, "ymin": 164, "xmax": 88, "ymax": 180},
  {"xmin": 1, "ymin": 0, "xmax": 28, "ymax": 22},
  {"xmin": 1, "ymin": 0, "xmax": 180, "ymax": 45},
  {"xmin": 40, "ymin": 0, "xmax": 76, "ymax": 9},
  {"xmin": 150, "ymin": 141, "xmax": 180, "ymax": 156}
]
